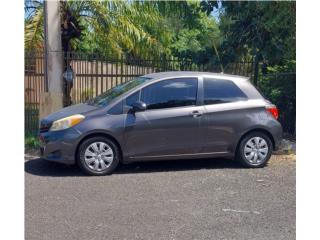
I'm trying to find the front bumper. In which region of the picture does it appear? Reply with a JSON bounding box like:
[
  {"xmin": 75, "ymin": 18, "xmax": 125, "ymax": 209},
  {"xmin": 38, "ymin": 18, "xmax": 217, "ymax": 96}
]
[{"xmin": 39, "ymin": 127, "xmax": 82, "ymax": 165}]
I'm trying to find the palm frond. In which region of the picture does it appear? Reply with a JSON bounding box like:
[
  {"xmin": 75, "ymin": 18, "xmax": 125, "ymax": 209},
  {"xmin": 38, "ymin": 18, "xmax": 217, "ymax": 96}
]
[{"xmin": 25, "ymin": 7, "xmax": 44, "ymax": 49}]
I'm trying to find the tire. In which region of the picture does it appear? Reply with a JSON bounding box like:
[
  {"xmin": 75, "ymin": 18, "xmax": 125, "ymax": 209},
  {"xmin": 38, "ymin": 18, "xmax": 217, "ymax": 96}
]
[
  {"xmin": 236, "ymin": 132, "xmax": 273, "ymax": 168},
  {"xmin": 77, "ymin": 136, "xmax": 120, "ymax": 176}
]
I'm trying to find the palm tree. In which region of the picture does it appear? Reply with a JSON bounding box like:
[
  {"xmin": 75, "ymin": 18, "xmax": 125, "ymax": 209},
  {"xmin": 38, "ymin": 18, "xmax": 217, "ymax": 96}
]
[
  {"xmin": 24, "ymin": 0, "xmax": 169, "ymax": 58},
  {"xmin": 25, "ymin": 0, "xmax": 44, "ymax": 49}
]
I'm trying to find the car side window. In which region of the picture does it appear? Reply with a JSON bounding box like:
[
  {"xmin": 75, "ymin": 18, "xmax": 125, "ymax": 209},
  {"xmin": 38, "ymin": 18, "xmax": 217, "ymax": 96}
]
[
  {"xmin": 141, "ymin": 78, "xmax": 198, "ymax": 110},
  {"xmin": 125, "ymin": 91, "xmax": 140, "ymax": 106},
  {"xmin": 203, "ymin": 78, "xmax": 247, "ymax": 105}
]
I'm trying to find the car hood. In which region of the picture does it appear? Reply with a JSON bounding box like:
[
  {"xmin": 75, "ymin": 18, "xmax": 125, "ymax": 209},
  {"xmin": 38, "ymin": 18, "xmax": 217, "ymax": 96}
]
[{"xmin": 42, "ymin": 103, "xmax": 99, "ymax": 123}]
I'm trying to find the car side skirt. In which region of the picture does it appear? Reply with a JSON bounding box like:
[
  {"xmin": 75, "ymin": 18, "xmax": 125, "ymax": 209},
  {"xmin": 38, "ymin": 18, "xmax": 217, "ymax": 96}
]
[{"xmin": 124, "ymin": 151, "xmax": 233, "ymax": 163}]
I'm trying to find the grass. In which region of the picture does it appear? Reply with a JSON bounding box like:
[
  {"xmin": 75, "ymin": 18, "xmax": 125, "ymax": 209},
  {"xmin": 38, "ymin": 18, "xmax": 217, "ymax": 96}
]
[{"xmin": 25, "ymin": 134, "xmax": 40, "ymax": 150}]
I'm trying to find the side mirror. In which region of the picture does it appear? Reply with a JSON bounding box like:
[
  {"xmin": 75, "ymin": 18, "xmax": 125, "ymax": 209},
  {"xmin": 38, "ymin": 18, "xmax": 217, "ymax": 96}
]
[{"xmin": 131, "ymin": 101, "xmax": 147, "ymax": 112}]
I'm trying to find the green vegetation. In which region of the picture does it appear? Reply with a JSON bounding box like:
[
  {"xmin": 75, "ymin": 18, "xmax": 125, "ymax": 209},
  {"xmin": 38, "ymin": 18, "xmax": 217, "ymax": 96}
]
[
  {"xmin": 25, "ymin": 134, "xmax": 40, "ymax": 149},
  {"xmin": 25, "ymin": 1, "xmax": 221, "ymax": 61},
  {"xmin": 258, "ymin": 62, "xmax": 296, "ymax": 134},
  {"xmin": 212, "ymin": 1, "xmax": 295, "ymax": 65},
  {"xmin": 25, "ymin": 0, "xmax": 295, "ymax": 66}
]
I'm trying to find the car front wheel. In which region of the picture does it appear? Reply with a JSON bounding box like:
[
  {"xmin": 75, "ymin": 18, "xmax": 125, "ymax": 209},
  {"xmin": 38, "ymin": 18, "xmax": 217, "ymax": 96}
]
[
  {"xmin": 77, "ymin": 137, "xmax": 120, "ymax": 176},
  {"xmin": 237, "ymin": 132, "xmax": 273, "ymax": 168}
]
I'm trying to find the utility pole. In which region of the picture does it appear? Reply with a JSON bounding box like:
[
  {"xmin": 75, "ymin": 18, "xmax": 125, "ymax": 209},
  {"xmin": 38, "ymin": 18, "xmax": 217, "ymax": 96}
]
[{"xmin": 39, "ymin": 0, "xmax": 64, "ymax": 119}]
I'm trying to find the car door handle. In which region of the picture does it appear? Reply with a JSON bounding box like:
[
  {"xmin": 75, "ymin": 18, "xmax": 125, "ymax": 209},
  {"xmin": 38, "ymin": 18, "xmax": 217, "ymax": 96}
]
[{"xmin": 190, "ymin": 110, "xmax": 203, "ymax": 118}]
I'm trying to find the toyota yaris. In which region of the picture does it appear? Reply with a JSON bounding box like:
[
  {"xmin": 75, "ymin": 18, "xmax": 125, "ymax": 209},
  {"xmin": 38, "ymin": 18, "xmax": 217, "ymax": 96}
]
[{"xmin": 39, "ymin": 71, "xmax": 282, "ymax": 176}]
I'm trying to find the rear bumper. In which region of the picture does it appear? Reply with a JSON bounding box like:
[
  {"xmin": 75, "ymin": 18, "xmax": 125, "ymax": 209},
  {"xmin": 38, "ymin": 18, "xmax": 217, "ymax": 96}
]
[
  {"xmin": 271, "ymin": 122, "xmax": 283, "ymax": 151},
  {"xmin": 39, "ymin": 128, "xmax": 81, "ymax": 165}
]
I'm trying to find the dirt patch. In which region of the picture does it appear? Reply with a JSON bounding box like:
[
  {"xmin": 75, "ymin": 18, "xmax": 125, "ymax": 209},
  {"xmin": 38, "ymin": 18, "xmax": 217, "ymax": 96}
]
[
  {"xmin": 269, "ymin": 153, "xmax": 296, "ymax": 166},
  {"xmin": 25, "ymin": 148, "xmax": 40, "ymax": 160}
]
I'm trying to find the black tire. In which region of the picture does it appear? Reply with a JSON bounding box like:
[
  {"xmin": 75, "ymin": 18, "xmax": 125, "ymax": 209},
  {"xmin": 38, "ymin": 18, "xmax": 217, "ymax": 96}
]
[
  {"xmin": 77, "ymin": 136, "xmax": 120, "ymax": 176},
  {"xmin": 236, "ymin": 131, "xmax": 273, "ymax": 168}
]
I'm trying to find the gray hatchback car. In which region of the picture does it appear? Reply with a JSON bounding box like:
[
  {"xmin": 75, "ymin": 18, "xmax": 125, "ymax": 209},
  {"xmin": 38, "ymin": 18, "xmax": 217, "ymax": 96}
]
[{"xmin": 39, "ymin": 71, "xmax": 282, "ymax": 176}]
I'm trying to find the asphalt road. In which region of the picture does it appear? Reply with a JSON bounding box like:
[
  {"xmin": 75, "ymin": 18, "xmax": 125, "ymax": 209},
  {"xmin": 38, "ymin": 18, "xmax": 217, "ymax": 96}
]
[{"xmin": 25, "ymin": 154, "xmax": 295, "ymax": 240}]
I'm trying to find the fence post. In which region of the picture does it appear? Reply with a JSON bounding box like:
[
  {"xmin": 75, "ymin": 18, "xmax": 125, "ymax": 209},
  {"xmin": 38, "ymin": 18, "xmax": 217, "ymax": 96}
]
[{"xmin": 253, "ymin": 55, "xmax": 259, "ymax": 86}]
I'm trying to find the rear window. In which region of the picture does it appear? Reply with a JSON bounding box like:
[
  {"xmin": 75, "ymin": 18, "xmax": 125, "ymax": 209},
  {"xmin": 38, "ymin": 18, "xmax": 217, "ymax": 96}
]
[{"xmin": 203, "ymin": 78, "xmax": 247, "ymax": 105}]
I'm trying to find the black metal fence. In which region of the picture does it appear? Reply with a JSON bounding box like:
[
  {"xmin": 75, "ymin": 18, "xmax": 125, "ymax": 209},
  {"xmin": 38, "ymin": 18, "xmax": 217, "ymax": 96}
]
[
  {"xmin": 25, "ymin": 51, "xmax": 45, "ymax": 135},
  {"xmin": 64, "ymin": 52, "xmax": 255, "ymax": 104},
  {"xmin": 25, "ymin": 51, "xmax": 255, "ymax": 135}
]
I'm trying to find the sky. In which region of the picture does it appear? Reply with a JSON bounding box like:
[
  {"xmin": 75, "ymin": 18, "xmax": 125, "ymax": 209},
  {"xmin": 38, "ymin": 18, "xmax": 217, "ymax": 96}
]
[{"xmin": 211, "ymin": 1, "xmax": 223, "ymax": 22}]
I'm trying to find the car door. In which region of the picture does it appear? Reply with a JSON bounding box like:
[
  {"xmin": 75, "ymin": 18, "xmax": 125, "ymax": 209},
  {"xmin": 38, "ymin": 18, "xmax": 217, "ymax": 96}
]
[
  {"xmin": 201, "ymin": 77, "xmax": 249, "ymax": 153},
  {"xmin": 123, "ymin": 77, "xmax": 205, "ymax": 160}
]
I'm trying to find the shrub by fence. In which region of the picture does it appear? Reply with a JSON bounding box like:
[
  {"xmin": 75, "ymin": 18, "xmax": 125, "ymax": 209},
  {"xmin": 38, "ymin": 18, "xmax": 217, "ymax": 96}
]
[{"xmin": 258, "ymin": 72, "xmax": 296, "ymax": 135}]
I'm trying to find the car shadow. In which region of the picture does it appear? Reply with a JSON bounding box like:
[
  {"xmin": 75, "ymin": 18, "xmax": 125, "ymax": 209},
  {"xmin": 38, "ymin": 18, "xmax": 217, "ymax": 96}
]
[{"xmin": 25, "ymin": 157, "xmax": 243, "ymax": 177}]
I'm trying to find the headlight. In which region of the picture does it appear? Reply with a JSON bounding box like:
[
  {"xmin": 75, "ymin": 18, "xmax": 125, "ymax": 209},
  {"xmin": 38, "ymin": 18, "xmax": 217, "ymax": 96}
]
[{"xmin": 50, "ymin": 114, "xmax": 85, "ymax": 131}]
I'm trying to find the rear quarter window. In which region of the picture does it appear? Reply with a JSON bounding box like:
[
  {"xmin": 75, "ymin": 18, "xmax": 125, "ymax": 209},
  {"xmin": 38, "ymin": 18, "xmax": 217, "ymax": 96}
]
[{"xmin": 203, "ymin": 78, "xmax": 247, "ymax": 105}]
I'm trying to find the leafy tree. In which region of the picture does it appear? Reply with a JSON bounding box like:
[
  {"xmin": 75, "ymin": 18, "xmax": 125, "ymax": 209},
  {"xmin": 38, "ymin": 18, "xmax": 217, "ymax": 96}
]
[
  {"xmin": 25, "ymin": 0, "xmax": 222, "ymax": 63},
  {"xmin": 145, "ymin": 1, "xmax": 222, "ymax": 65},
  {"xmin": 25, "ymin": 0, "xmax": 44, "ymax": 49},
  {"xmin": 25, "ymin": 0, "xmax": 168, "ymax": 58},
  {"xmin": 201, "ymin": 1, "xmax": 296, "ymax": 66}
]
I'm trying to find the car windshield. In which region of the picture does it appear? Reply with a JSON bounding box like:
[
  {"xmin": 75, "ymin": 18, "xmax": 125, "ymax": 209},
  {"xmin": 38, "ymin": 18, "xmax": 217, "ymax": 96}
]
[{"xmin": 86, "ymin": 76, "xmax": 150, "ymax": 107}]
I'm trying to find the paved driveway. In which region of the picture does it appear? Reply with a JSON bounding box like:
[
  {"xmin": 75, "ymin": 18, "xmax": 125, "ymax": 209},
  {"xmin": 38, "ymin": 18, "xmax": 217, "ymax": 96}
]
[{"xmin": 25, "ymin": 154, "xmax": 295, "ymax": 240}]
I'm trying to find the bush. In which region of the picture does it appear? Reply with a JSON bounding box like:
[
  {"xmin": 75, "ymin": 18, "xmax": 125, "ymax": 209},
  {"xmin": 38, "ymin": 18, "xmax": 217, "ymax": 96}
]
[
  {"xmin": 25, "ymin": 134, "xmax": 40, "ymax": 149},
  {"xmin": 258, "ymin": 65, "xmax": 296, "ymax": 135}
]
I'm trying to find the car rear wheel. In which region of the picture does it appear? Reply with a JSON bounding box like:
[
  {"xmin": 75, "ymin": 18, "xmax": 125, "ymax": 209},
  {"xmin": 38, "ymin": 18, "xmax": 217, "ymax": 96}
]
[
  {"xmin": 77, "ymin": 137, "xmax": 120, "ymax": 176},
  {"xmin": 237, "ymin": 132, "xmax": 273, "ymax": 168}
]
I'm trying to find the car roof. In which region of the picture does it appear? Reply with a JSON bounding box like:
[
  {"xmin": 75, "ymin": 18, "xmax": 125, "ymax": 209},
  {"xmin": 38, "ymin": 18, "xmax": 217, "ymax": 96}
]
[{"xmin": 143, "ymin": 71, "xmax": 249, "ymax": 82}]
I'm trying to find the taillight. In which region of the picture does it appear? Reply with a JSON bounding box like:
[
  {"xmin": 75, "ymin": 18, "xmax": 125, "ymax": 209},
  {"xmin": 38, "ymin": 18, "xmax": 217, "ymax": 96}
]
[{"xmin": 266, "ymin": 105, "xmax": 279, "ymax": 119}]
